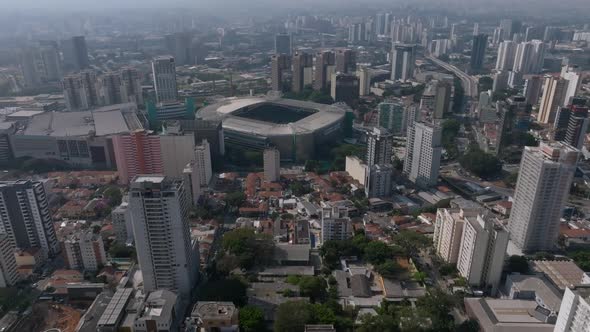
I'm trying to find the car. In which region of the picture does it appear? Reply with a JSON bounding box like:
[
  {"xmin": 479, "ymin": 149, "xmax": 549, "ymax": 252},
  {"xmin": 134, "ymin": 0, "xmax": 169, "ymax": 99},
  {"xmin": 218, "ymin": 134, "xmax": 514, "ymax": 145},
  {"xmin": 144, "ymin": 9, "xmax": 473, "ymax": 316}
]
[{"xmin": 32, "ymin": 283, "xmax": 38, "ymax": 288}]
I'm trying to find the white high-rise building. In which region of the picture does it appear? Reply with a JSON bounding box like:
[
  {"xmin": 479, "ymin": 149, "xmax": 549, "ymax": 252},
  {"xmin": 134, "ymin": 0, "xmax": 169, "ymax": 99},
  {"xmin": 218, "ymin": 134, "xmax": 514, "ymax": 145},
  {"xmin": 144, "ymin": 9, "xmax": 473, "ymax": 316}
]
[
  {"xmin": 194, "ymin": 140, "xmax": 213, "ymax": 186},
  {"xmin": 561, "ymin": 66, "xmax": 582, "ymax": 106},
  {"xmin": 263, "ymin": 148, "xmax": 280, "ymax": 182},
  {"xmin": 128, "ymin": 176, "xmax": 198, "ymax": 298},
  {"xmin": 358, "ymin": 67, "xmax": 371, "ymax": 96},
  {"xmin": 538, "ymin": 75, "xmax": 568, "ymax": 124},
  {"xmin": 554, "ymin": 287, "xmax": 590, "ymax": 332},
  {"xmin": 112, "ymin": 202, "xmax": 133, "ymax": 244},
  {"xmin": 120, "ymin": 67, "xmax": 144, "ymax": 107},
  {"xmin": 366, "ymin": 164, "xmax": 393, "ymax": 198},
  {"xmin": 512, "ymin": 40, "xmax": 545, "ymax": 75},
  {"xmin": 433, "ymin": 209, "xmax": 478, "ymax": 264},
  {"xmin": 495, "ymin": 41, "xmax": 517, "ymax": 71},
  {"xmin": 391, "ymin": 44, "xmax": 415, "ymax": 82},
  {"xmin": 0, "ymin": 234, "xmax": 19, "ymax": 288},
  {"xmin": 0, "ymin": 180, "xmax": 60, "ymax": 259},
  {"xmin": 366, "ymin": 127, "xmax": 394, "ymax": 167},
  {"xmin": 508, "ymin": 142, "xmax": 580, "ymax": 252},
  {"xmin": 321, "ymin": 207, "xmax": 352, "ymax": 243},
  {"xmin": 403, "ymin": 122, "xmax": 442, "ymax": 187},
  {"xmin": 62, "ymin": 230, "xmax": 107, "ymax": 271},
  {"xmin": 152, "ymin": 56, "xmax": 178, "ymax": 103},
  {"xmin": 456, "ymin": 214, "xmax": 509, "ymax": 295}
]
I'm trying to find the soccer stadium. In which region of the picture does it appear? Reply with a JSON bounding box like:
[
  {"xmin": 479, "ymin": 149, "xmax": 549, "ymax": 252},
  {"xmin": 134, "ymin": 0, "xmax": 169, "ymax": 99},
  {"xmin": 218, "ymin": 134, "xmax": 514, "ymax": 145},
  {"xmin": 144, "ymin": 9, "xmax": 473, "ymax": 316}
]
[{"xmin": 197, "ymin": 96, "xmax": 347, "ymax": 161}]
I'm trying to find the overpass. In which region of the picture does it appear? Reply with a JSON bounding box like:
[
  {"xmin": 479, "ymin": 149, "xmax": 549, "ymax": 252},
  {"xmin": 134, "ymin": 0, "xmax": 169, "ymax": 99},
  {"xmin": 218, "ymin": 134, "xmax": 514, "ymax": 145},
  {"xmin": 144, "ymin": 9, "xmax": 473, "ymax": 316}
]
[{"xmin": 426, "ymin": 55, "xmax": 479, "ymax": 99}]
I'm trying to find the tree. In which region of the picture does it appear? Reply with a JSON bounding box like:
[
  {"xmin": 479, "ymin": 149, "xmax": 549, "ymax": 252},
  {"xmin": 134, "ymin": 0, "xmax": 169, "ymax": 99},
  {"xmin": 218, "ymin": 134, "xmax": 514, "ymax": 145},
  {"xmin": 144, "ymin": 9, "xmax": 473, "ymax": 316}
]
[
  {"xmin": 309, "ymin": 303, "xmax": 337, "ymax": 325},
  {"xmin": 503, "ymin": 172, "xmax": 519, "ymax": 188},
  {"xmin": 456, "ymin": 319, "xmax": 480, "ymax": 332},
  {"xmin": 274, "ymin": 301, "xmax": 312, "ymax": 332},
  {"xmin": 309, "ymin": 90, "xmax": 334, "ymax": 104},
  {"xmin": 442, "ymin": 119, "xmax": 461, "ymax": 159},
  {"xmin": 224, "ymin": 192, "xmax": 246, "ymax": 211},
  {"xmin": 376, "ymin": 261, "xmax": 404, "ymax": 279},
  {"xmin": 569, "ymin": 251, "xmax": 590, "ymax": 271},
  {"xmin": 507, "ymin": 255, "xmax": 529, "ymax": 273},
  {"xmin": 478, "ymin": 76, "xmax": 493, "ymax": 93},
  {"xmin": 304, "ymin": 160, "xmax": 321, "ymax": 173},
  {"xmin": 221, "ymin": 228, "xmax": 274, "ymax": 269},
  {"xmin": 393, "ymin": 231, "xmax": 431, "ymax": 257},
  {"xmin": 417, "ymin": 289, "xmax": 456, "ymax": 332},
  {"xmin": 102, "ymin": 186, "xmax": 123, "ymax": 207},
  {"xmin": 199, "ymin": 278, "xmax": 248, "ymax": 306},
  {"xmin": 239, "ymin": 305, "xmax": 266, "ymax": 332},
  {"xmin": 364, "ymin": 241, "xmax": 394, "ymax": 265},
  {"xmin": 356, "ymin": 313, "xmax": 399, "ymax": 332},
  {"xmin": 459, "ymin": 147, "xmax": 502, "ymax": 178},
  {"xmin": 413, "ymin": 271, "xmax": 427, "ymax": 284},
  {"xmin": 298, "ymin": 276, "xmax": 328, "ymax": 303},
  {"xmin": 109, "ymin": 243, "xmax": 136, "ymax": 259}
]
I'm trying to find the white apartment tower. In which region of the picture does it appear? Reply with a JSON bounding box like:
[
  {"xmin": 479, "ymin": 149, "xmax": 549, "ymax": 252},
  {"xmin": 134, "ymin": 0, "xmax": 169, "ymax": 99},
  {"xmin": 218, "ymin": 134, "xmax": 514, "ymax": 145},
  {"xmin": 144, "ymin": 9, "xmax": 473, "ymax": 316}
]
[
  {"xmin": 112, "ymin": 201, "xmax": 133, "ymax": 244},
  {"xmin": 263, "ymin": 148, "xmax": 280, "ymax": 182},
  {"xmin": 456, "ymin": 214, "xmax": 509, "ymax": 295},
  {"xmin": 0, "ymin": 180, "xmax": 59, "ymax": 259},
  {"xmin": 538, "ymin": 75, "xmax": 568, "ymax": 124},
  {"xmin": 366, "ymin": 127, "xmax": 394, "ymax": 167},
  {"xmin": 0, "ymin": 234, "xmax": 19, "ymax": 287},
  {"xmin": 391, "ymin": 44, "xmax": 415, "ymax": 82},
  {"xmin": 403, "ymin": 122, "xmax": 442, "ymax": 187},
  {"xmin": 152, "ymin": 56, "xmax": 179, "ymax": 103},
  {"xmin": 366, "ymin": 164, "xmax": 393, "ymax": 198},
  {"xmin": 495, "ymin": 41, "xmax": 517, "ymax": 71},
  {"xmin": 508, "ymin": 142, "xmax": 580, "ymax": 252},
  {"xmin": 561, "ymin": 66, "xmax": 582, "ymax": 106},
  {"xmin": 63, "ymin": 230, "xmax": 107, "ymax": 271},
  {"xmin": 433, "ymin": 209, "xmax": 478, "ymax": 264},
  {"xmin": 321, "ymin": 207, "xmax": 352, "ymax": 243},
  {"xmin": 194, "ymin": 139, "xmax": 213, "ymax": 186},
  {"xmin": 128, "ymin": 176, "xmax": 198, "ymax": 298},
  {"xmin": 554, "ymin": 287, "xmax": 590, "ymax": 332}
]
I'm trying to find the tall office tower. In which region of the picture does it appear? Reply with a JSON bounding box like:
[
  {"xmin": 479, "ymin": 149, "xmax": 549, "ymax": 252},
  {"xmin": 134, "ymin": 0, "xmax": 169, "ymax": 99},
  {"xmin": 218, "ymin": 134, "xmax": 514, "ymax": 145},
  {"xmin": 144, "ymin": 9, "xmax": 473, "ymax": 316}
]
[
  {"xmin": 553, "ymin": 107, "xmax": 573, "ymax": 142},
  {"xmin": 321, "ymin": 207, "xmax": 352, "ymax": 243},
  {"xmin": 391, "ymin": 44, "xmax": 415, "ymax": 81},
  {"xmin": 543, "ymin": 26, "xmax": 560, "ymax": 42},
  {"xmin": 120, "ymin": 67, "xmax": 144, "ymax": 106},
  {"xmin": 152, "ymin": 56, "xmax": 178, "ymax": 103},
  {"xmin": 378, "ymin": 102, "xmax": 406, "ymax": 136},
  {"xmin": 270, "ymin": 54, "xmax": 291, "ymax": 92},
  {"xmin": 275, "ymin": 33, "xmax": 292, "ymax": 55},
  {"xmin": 62, "ymin": 36, "xmax": 89, "ymax": 70},
  {"xmin": 62, "ymin": 75, "xmax": 88, "ymax": 111},
  {"xmin": 500, "ymin": 19, "xmax": 521, "ymax": 40},
  {"xmin": 39, "ymin": 46, "xmax": 62, "ymax": 81},
  {"xmin": 523, "ymin": 75, "xmax": 543, "ymax": 105},
  {"xmin": 403, "ymin": 122, "xmax": 442, "ymax": 187},
  {"xmin": 292, "ymin": 52, "xmax": 313, "ymax": 93},
  {"xmin": 170, "ymin": 32, "xmax": 193, "ymax": 66},
  {"xmin": 434, "ymin": 209, "xmax": 478, "ymax": 264},
  {"xmin": 263, "ymin": 148, "xmax": 280, "ymax": 182},
  {"xmin": 335, "ymin": 49, "xmax": 355, "ymax": 74},
  {"xmin": 525, "ymin": 26, "xmax": 544, "ymax": 42},
  {"xmin": 508, "ymin": 142, "xmax": 580, "ymax": 252},
  {"xmin": 564, "ymin": 105, "xmax": 590, "ymax": 149},
  {"xmin": 495, "ymin": 41, "xmax": 517, "ymax": 71},
  {"xmin": 449, "ymin": 23, "xmax": 457, "ymax": 39},
  {"xmin": 20, "ymin": 48, "xmax": 41, "ymax": 88},
  {"xmin": 62, "ymin": 229, "xmax": 107, "ymax": 271},
  {"xmin": 330, "ymin": 73, "xmax": 359, "ymax": 104},
  {"xmin": 457, "ymin": 213, "xmax": 509, "ymax": 295},
  {"xmin": 376, "ymin": 13, "xmax": 386, "ymax": 35},
  {"xmin": 507, "ymin": 70, "xmax": 523, "ymax": 89},
  {"xmin": 384, "ymin": 13, "xmax": 392, "ymax": 35},
  {"xmin": 112, "ymin": 130, "xmax": 164, "ymax": 184},
  {"xmin": 112, "ymin": 202, "xmax": 133, "ymax": 244},
  {"xmin": 561, "ymin": 66, "xmax": 582, "ymax": 106},
  {"xmin": 100, "ymin": 72, "xmax": 123, "ymax": 105},
  {"xmin": 0, "ymin": 234, "xmax": 19, "ymax": 287},
  {"xmin": 358, "ymin": 67, "xmax": 371, "ymax": 96},
  {"xmin": 430, "ymin": 39, "xmax": 452, "ymax": 57},
  {"xmin": 366, "ymin": 164, "xmax": 393, "ymax": 198},
  {"xmin": 513, "ymin": 41, "xmax": 546, "ymax": 74},
  {"xmin": 555, "ymin": 287, "xmax": 590, "ymax": 332},
  {"xmin": 366, "ymin": 127, "xmax": 394, "ymax": 167},
  {"xmin": 194, "ymin": 139, "xmax": 213, "ymax": 187},
  {"xmin": 473, "ymin": 23, "xmax": 480, "ymax": 35},
  {"xmin": 313, "ymin": 51, "xmax": 335, "ymax": 91},
  {"xmin": 432, "ymin": 80, "xmax": 451, "ymax": 119},
  {"xmin": 128, "ymin": 176, "xmax": 198, "ymax": 297},
  {"xmin": 0, "ymin": 180, "xmax": 60, "ymax": 259},
  {"xmin": 470, "ymin": 34, "xmax": 488, "ymax": 72},
  {"xmin": 492, "ymin": 27, "xmax": 504, "ymax": 46},
  {"xmin": 538, "ymin": 75, "xmax": 568, "ymax": 124},
  {"xmin": 530, "ymin": 40, "xmax": 546, "ymax": 74}
]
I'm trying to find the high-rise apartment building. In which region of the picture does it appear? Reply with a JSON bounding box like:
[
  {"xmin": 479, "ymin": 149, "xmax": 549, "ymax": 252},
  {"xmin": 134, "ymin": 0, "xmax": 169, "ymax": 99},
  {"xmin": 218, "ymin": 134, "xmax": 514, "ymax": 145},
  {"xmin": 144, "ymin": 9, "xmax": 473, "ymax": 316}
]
[
  {"xmin": 508, "ymin": 142, "xmax": 580, "ymax": 252},
  {"xmin": 512, "ymin": 40, "xmax": 545, "ymax": 75},
  {"xmin": 561, "ymin": 66, "xmax": 582, "ymax": 106},
  {"xmin": 152, "ymin": 56, "xmax": 178, "ymax": 103},
  {"xmin": 62, "ymin": 230, "xmax": 107, "ymax": 271},
  {"xmin": 183, "ymin": 141, "xmax": 213, "ymax": 206},
  {"xmin": 330, "ymin": 73, "xmax": 359, "ymax": 105},
  {"xmin": 335, "ymin": 49, "xmax": 355, "ymax": 74},
  {"xmin": 271, "ymin": 54, "xmax": 291, "ymax": 92},
  {"xmin": 263, "ymin": 148, "xmax": 280, "ymax": 182},
  {"xmin": 391, "ymin": 44, "xmax": 415, "ymax": 81},
  {"xmin": 0, "ymin": 180, "xmax": 60, "ymax": 259},
  {"xmin": 275, "ymin": 33, "xmax": 292, "ymax": 55},
  {"xmin": 366, "ymin": 164, "xmax": 393, "ymax": 198},
  {"xmin": 554, "ymin": 287, "xmax": 590, "ymax": 332},
  {"xmin": 112, "ymin": 202, "xmax": 133, "ymax": 244},
  {"xmin": 39, "ymin": 45, "xmax": 62, "ymax": 81},
  {"xmin": 62, "ymin": 36, "xmax": 90, "ymax": 71},
  {"xmin": 523, "ymin": 75, "xmax": 543, "ymax": 105},
  {"xmin": 538, "ymin": 75, "xmax": 568, "ymax": 124},
  {"xmin": 128, "ymin": 176, "xmax": 198, "ymax": 297},
  {"xmin": 470, "ymin": 34, "xmax": 488, "ymax": 72},
  {"xmin": 366, "ymin": 127, "xmax": 394, "ymax": 167},
  {"xmin": 0, "ymin": 234, "xmax": 19, "ymax": 287},
  {"xmin": 495, "ymin": 41, "xmax": 517, "ymax": 71},
  {"xmin": 456, "ymin": 214, "xmax": 509, "ymax": 295},
  {"xmin": 20, "ymin": 48, "xmax": 41, "ymax": 88},
  {"xmin": 321, "ymin": 207, "xmax": 352, "ymax": 243},
  {"xmin": 564, "ymin": 105, "xmax": 589, "ymax": 149},
  {"xmin": 434, "ymin": 209, "xmax": 477, "ymax": 264},
  {"xmin": 313, "ymin": 51, "xmax": 335, "ymax": 91},
  {"xmin": 120, "ymin": 67, "xmax": 144, "ymax": 107},
  {"xmin": 378, "ymin": 102, "xmax": 406, "ymax": 136},
  {"xmin": 358, "ymin": 67, "xmax": 371, "ymax": 96},
  {"xmin": 112, "ymin": 130, "xmax": 164, "ymax": 184},
  {"xmin": 63, "ymin": 75, "xmax": 89, "ymax": 111},
  {"xmin": 292, "ymin": 52, "xmax": 313, "ymax": 93},
  {"xmin": 403, "ymin": 122, "xmax": 442, "ymax": 187},
  {"xmin": 100, "ymin": 72, "xmax": 123, "ymax": 105},
  {"xmin": 500, "ymin": 19, "xmax": 521, "ymax": 40}
]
